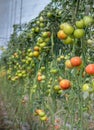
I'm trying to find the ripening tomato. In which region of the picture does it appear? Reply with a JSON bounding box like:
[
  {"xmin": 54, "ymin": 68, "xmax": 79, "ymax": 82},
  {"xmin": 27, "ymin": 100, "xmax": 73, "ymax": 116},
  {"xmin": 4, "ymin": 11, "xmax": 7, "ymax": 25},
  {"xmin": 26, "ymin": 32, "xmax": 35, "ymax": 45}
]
[
  {"xmin": 59, "ymin": 79, "xmax": 71, "ymax": 90},
  {"xmin": 75, "ymin": 19, "xmax": 85, "ymax": 28},
  {"xmin": 74, "ymin": 29, "xmax": 85, "ymax": 38},
  {"xmin": 38, "ymin": 110, "xmax": 45, "ymax": 117},
  {"xmin": 40, "ymin": 115, "xmax": 48, "ymax": 121},
  {"xmin": 83, "ymin": 16, "xmax": 94, "ymax": 26},
  {"xmin": 33, "ymin": 51, "xmax": 40, "ymax": 57},
  {"xmin": 60, "ymin": 23, "xmax": 74, "ymax": 35},
  {"xmin": 65, "ymin": 60, "xmax": 73, "ymax": 69},
  {"xmin": 35, "ymin": 109, "xmax": 43, "ymax": 115},
  {"xmin": 57, "ymin": 30, "xmax": 67, "ymax": 40},
  {"xmin": 70, "ymin": 56, "xmax": 82, "ymax": 67},
  {"xmin": 85, "ymin": 64, "xmax": 94, "ymax": 75},
  {"xmin": 37, "ymin": 75, "xmax": 42, "ymax": 81},
  {"xmin": 34, "ymin": 46, "xmax": 40, "ymax": 51},
  {"xmin": 55, "ymin": 125, "xmax": 60, "ymax": 130}
]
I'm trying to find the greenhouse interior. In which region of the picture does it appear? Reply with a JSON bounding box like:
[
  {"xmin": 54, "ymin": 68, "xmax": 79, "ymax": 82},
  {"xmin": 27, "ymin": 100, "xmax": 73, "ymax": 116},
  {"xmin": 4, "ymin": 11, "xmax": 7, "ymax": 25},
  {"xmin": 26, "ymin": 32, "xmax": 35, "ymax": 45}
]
[{"xmin": 0, "ymin": 0, "xmax": 94, "ymax": 130}]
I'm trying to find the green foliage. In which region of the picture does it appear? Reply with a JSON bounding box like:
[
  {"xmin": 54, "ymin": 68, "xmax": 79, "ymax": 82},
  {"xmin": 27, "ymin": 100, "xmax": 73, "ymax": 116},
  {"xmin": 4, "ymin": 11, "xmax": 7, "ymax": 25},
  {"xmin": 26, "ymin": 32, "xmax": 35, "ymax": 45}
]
[{"xmin": 0, "ymin": 0, "xmax": 94, "ymax": 129}]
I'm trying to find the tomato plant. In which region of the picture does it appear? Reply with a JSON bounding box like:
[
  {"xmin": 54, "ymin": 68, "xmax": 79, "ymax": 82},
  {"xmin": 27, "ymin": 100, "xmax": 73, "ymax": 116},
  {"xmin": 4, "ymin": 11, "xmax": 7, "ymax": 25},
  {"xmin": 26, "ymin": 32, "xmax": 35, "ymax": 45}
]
[{"xmin": 0, "ymin": 0, "xmax": 94, "ymax": 130}]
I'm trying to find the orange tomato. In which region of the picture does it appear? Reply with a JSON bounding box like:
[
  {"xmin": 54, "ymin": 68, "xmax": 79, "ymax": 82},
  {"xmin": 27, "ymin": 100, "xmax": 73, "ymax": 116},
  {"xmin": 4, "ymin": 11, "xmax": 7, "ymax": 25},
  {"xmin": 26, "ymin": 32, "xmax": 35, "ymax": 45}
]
[
  {"xmin": 59, "ymin": 79, "xmax": 71, "ymax": 90},
  {"xmin": 35, "ymin": 109, "xmax": 43, "ymax": 115},
  {"xmin": 57, "ymin": 30, "xmax": 67, "ymax": 40},
  {"xmin": 70, "ymin": 56, "xmax": 82, "ymax": 67},
  {"xmin": 34, "ymin": 46, "xmax": 40, "ymax": 51},
  {"xmin": 85, "ymin": 64, "xmax": 94, "ymax": 75},
  {"xmin": 37, "ymin": 75, "xmax": 42, "ymax": 81}
]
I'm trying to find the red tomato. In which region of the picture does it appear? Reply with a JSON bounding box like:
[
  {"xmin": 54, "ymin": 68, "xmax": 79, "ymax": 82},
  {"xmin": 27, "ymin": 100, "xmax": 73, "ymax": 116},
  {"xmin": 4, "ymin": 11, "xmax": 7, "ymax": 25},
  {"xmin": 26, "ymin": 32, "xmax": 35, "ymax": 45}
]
[
  {"xmin": 70, "ymin": 57, "xmax": 82, "ymax": 67},
  {"xmin": 85, "ymin": 64, "xmax": 94, "ymax": 75},
  {"xmin": 59, "ymin": 79, "xmax": 71, "ymax": 90}
]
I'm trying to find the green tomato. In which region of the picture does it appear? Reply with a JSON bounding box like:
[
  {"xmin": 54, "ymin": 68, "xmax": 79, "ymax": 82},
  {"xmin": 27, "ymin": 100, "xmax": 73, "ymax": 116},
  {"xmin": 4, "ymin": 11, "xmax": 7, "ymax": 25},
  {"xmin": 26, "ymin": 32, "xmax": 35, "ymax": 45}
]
[
  {"xmin": 47, "ymin": 12, "xmax": 53, "ymax": 18},
  {"xmin": 37, "ymin": 37, "xmax": 44, "ymax": 43},
  {"xmin": 39, "ymin": 112, "xmax": 45, "ymax": 117},
  {"xmin": 57, "ymin": 90, "xmax": 62, "ymax": 94},
  {"xmin": 42, "ymin": 32, "xmax": 48, "ymax": 38},
  {"xmin": 39, "ymin": 16, "xmax": 44, "ymax": 22},
  {"xmin": 60, "ymin": 23, "xmax": 74, "ymax": 35},
  {"xmin": 39, "ymin": 42, "xmax": 47, "ymax": 48},
  {"xmin": 54, "ymin": 85, "xmax": 60, "ymax": 91},
  {"xmin": 39, "ymin": 23, "xmax": 45, "ymax": 28},
  {"xmin": 76, "ymin": 19, "xmax": 85, "ymax": 28},
  {"xmin": 44, "ymin": 37, "xmax": 50, "ymax": 43},
  {"xmin": 35, "ymin": 27, "xmax": 40, "ymax": 33},
  {"xmin": 36, "ymin": 20, "xmax": 40, "ymax": 25},
  {"xmin": 31, "ymin": 28, "xmax": 35, "ymax": 33},
  {"xmin": 83, "ymin": 16, "xmax": 94, "ymax": 26},
  {"xmin": 82, "ymin": 84, "xmax": 89, "ymax": 92},
  {"xmin": 28, "ymin": 52, "xmax": 33, "ymax": 57},
  {"xmin": 63, "ymin": 36, "xmax": 74, "ymax": 44},
  {"xmin": 87, "ymin": 39, "xmax": 94, "ymax": 44},
  {"xmin": 74, "ymin": 29, "xmax": 85, "ymax": 38}
]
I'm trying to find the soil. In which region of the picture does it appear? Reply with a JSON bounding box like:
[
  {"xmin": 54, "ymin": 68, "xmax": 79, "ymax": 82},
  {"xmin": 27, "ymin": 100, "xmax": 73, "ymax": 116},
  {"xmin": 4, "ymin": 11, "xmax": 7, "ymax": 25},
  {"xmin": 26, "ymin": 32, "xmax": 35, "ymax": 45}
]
[
  {"xmin": 0, "ymin": 95, "xmax": 94, "ymax": 130},
  {"xmin": 0, "ymin": 96, "xmax": 13, "ymax": 130}
]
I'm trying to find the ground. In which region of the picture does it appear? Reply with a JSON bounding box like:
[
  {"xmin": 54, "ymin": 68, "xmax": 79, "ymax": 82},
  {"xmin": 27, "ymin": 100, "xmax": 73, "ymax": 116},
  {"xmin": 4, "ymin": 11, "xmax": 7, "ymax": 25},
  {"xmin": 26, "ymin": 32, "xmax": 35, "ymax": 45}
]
[
  {"xmin": 0, "ymin": 96, "xmax": 13, "ymax": 130},
  {"xmin": 0, "ymin": 95, "xmax": 94, "ymax": 130}
]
